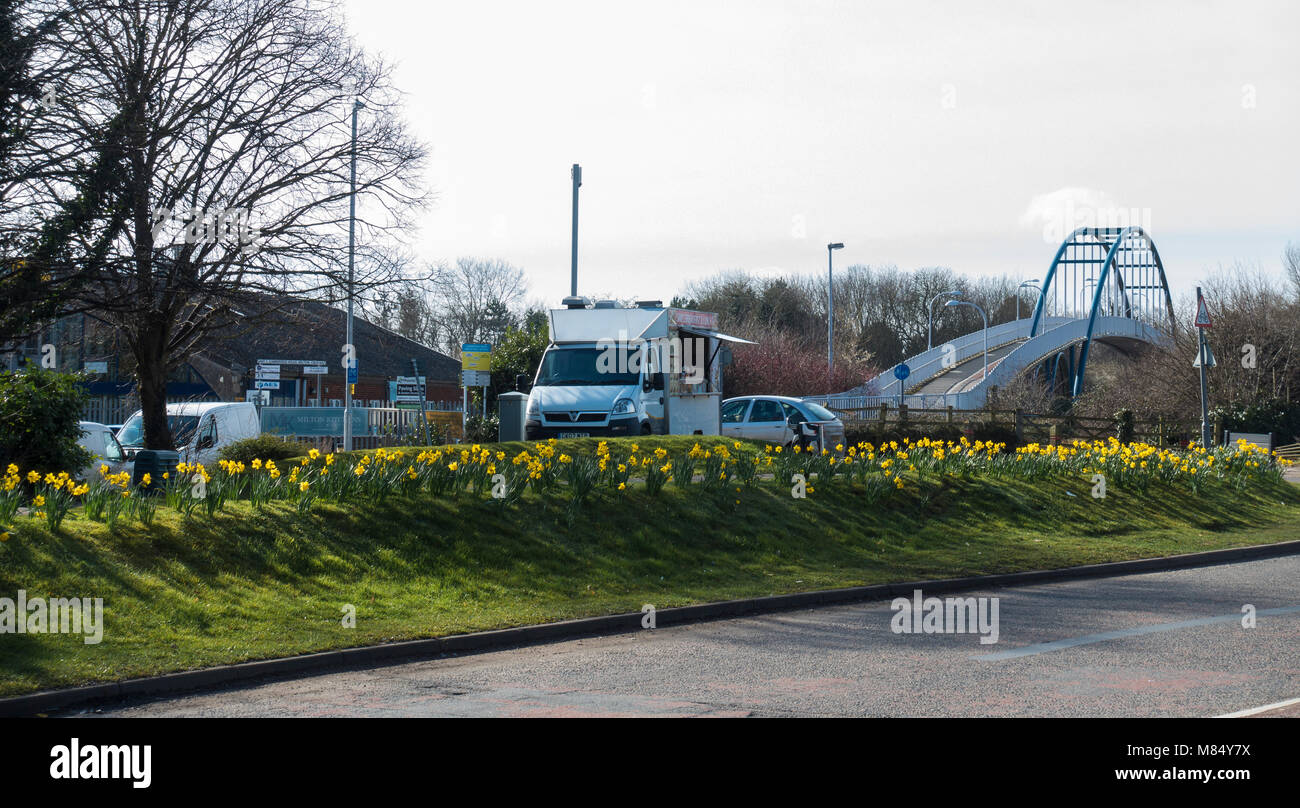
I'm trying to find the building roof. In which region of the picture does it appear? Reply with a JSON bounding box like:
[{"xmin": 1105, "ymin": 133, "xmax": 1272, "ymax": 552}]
[{"xmin": 198, "ymin": 296, "xmax": 460, "ymax": 382}]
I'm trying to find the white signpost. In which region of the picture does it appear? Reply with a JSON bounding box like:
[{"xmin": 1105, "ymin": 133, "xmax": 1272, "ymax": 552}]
[{"xmin": 254, "ymin": 358, "xmax": 326, "ymax": 406}]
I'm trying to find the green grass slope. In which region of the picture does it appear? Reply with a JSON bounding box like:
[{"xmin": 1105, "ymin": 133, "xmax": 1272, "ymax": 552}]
[{"xmin": 1, "ymin": 435, "xmax": 1297, "ymax": 697}]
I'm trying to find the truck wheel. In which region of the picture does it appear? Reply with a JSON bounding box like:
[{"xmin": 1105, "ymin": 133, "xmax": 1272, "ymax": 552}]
[{"xmin": 640, "ymin": 422, "xmax": 652, "ymax": 435}]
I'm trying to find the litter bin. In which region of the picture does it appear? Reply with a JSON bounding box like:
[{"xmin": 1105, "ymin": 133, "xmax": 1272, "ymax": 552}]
[
  {"xmin": 131, "ymin": 450, "xmax": 180, "ymax": 494},
  {"xmin": 498, "ymin": 392, "xmax": 529, "ymax": 443}
]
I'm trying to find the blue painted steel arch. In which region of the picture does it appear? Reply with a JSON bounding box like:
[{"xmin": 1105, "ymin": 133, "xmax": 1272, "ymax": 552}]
[{"xmin": 1027, "ymin": 226, "xmax": 1175, "ymax": 397}]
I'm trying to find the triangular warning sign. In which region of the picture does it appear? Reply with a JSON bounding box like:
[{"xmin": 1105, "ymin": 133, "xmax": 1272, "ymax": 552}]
[
  {"xmin": 1192, "ymin": 343, "xmax": 1216, "ymax": 368},
  {"xmin": 1195, "ymin": 296, "xmax": 1213, "ymax": 328}
]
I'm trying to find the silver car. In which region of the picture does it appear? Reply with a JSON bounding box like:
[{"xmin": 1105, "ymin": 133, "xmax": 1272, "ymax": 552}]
[{"xmin": 720, "ymin": 395, "xmax": 846, "ymax": 451}]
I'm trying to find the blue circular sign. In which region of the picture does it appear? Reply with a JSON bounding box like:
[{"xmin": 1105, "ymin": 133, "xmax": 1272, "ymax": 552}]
[{"xmin": 894, "ymin": 363, "xmax": 911, "ymax": 381}]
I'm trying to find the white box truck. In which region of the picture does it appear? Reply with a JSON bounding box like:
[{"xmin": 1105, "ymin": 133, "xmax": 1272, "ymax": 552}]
[{"xmin": 524, "ymin": 298, "xmax": 753, "ymax": 440}]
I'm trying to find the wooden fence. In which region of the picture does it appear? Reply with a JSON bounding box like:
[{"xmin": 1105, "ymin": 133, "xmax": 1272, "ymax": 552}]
[{"xmin": 1274, "ymin": 443, "xmax": 1300, "ymax": 461}]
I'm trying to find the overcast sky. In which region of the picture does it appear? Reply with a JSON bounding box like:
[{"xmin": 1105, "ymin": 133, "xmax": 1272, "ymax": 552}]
[{"xmin": 343, "ymin": 0, "xmax": 1300, "ymax": 308}]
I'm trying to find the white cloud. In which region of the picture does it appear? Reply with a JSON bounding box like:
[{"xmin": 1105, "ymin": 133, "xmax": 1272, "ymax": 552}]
[{"xmin": 1018, "ymin": 188, "xmax": 1153, "ymax": 245}]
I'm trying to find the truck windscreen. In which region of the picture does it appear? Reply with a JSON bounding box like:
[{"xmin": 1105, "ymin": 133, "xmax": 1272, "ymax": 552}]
[
  {"xmin": 117, "ymin": 414, "xmax": 199, "ymax": 448},
  {"xmin": 535, "ymin": 347, "xmax": 639, "ymax": 386}
]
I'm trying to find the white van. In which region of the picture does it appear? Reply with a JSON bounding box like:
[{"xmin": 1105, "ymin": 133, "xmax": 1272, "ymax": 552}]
[
  {"xmin": 117, "ymin": 402, "xmax": 261, "ymax": 468},
  {"xmin": 525, "ymin": 299, "xmax": 753, "ymax": 439},
  {"xmin": 77, "ymin": 421, "xmax": 132, "ymax": 481}
]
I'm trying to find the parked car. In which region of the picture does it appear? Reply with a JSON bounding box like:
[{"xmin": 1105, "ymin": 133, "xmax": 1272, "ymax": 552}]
[
  {"xmin": 77, "ymin": 421, "xmax": 132, "ymax": 481},
  {"xmin": 720, "ymin": 395, "xmax": 846, "ymax": 450},
  {"xmin": 116, "ymin": 402, "xmax": 261, "ymax": 468}
]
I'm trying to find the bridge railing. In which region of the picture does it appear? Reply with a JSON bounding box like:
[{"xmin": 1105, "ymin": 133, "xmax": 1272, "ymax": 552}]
[
  {"xmin": 807, "ymin": 392, "xmax": 975, "ymax": 412},
  {"xmin": 830, "ymin": 317, "xmax": 1075, "ymax": 401}
]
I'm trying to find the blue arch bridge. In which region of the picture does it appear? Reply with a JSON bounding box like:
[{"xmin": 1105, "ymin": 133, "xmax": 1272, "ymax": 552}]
[{"xmin": 812, "ymin": 226, "xmax": 1176, "ymax": 411}]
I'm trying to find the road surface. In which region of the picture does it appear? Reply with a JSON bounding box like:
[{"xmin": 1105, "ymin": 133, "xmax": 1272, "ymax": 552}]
[
  {"xmin": 910, "ymin": 338, "xmax": 1024, "ymax": 396},
  {"xmin": 81, "ymin": 555, "xmax": 1300, "ymax": 718}
]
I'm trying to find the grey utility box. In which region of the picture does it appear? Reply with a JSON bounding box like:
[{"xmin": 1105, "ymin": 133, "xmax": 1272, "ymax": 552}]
[
  {"xmin": 498, "ymin": 392, "xmax": 529, "ymax": 443},
  {"xmin": 1225, "ymin": 431, "xmax": 1274, "ymax": 452}
]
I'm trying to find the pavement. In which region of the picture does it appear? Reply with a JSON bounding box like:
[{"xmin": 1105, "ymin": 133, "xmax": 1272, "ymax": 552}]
[{"xmin": 77, "ymin": 554, "xmax": 1300, "ymax": 718}]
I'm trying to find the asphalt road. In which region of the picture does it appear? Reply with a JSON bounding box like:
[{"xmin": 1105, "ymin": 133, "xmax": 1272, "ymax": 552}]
[
  {"xmin": 912, "ymin": 339, "xmax": 1023, "ymax": 395},
  {"xmin": 83, "ymin": 555, "xmax": 1300, "ymax": 718}
]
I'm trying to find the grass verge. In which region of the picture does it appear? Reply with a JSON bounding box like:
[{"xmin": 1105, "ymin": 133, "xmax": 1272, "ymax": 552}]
[{"xmin": 2, "ymin": 435, "xmax": 1298, "ymax": 697}]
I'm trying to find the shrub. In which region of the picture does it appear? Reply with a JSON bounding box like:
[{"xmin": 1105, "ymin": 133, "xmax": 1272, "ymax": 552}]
[
  {"xmin": 0, "ymin": 366, "xmax": 93, "ymax": 475},
  {"xmin": 1114, "ymin": 408, "xmax": 1136, "ymax": 444},
  {"xmin": 1212, "ymin": 397, "xmax": 1300, "ymax": 445},
  {"xmin": 842, "ymin": 422, "xmax": 1019, "ymax": 449},
  {"xmin": 464, "ymin": 413, "xmax": 499, "ymax": 444},
  {"xmin": 218, "ymin": 434, "xmax": 311, "ymax": 464}
]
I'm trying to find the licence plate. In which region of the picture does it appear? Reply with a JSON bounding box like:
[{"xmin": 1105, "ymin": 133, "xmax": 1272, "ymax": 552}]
[{"xmin": 557, "ymin": 432, "xmax": 590, "ymax": 438}]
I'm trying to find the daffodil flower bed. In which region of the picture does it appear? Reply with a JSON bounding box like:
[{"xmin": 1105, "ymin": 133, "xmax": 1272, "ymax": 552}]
[
  {"xmin": 1, "ymin": 434, "xmax": 1297, "ymax": 698},
  {"xmin": 0, "ymin": 436, "xmax": 1291, "ymax": 541}
]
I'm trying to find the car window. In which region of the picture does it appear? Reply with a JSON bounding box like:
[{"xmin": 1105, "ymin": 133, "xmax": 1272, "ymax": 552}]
[
  {"xmin": 104, "ymin": 432, "xmax": 125, "ymax": 462},
  {"xmin": 199, "ymin": 417, "xmax": 217, "ymax": 446},
  {"xmin": 802, "ymin": 401, "xmax": 839, "ymax": 421},
  {"xmin": 747, "ymin": 399, "xmax": 784, "ymax": 422},
  {"xmin": 118, "ymin": 414, "xmax": 199, "ymax": 447},
  {"xmin": 781, "ymin": 402, "xmax": 807, "ymax": 423},
  {"xmin": 721, "ymin": 400, "xmax": 749, "ymax": 423}
]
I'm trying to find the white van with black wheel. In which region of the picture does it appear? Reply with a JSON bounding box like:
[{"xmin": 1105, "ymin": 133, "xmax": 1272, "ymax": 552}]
[
  {"xmin": 524, "ymin": 298, "xmax": 754, "ymax": 440},
  {"xmin": 117, "ymin": 402, "xmax": 261, "ymax": 468}
]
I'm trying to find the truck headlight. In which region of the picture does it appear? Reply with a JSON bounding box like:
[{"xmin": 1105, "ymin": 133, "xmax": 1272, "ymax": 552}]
[
  {"xmin": 612, "ymin": 398, "xmax": 636, "ymax": 415},
  {"xmin": 527, "ymin": 398, "xmax": 540, "ymax": 417}
]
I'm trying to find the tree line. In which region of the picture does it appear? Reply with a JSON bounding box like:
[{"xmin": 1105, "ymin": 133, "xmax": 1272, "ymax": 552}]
[{"xmin": 673, "ymin": 265, "xmax": 1043, "ymax": 396}]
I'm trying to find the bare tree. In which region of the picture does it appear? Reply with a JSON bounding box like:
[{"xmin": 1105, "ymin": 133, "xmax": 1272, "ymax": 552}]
[
  {"xmin": 0, "ymin": 0, "xmax": 135, "ymax": 343},
  {"xmin": 1285, "ymin": 242, "xmax": 1300, "ymax": 299},
  {"xmin": 15, "ymin": 0, "xmax": 427, "ymax": 448},
  {"xmin": 430, "ymin": 257, "xmax": 527, "ymax": 354}
]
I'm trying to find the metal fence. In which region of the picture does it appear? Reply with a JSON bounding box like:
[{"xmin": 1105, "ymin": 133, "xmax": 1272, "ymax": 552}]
[{"xmin": 263, "ymin": 405, "xmax": 465, "ymax": 452}]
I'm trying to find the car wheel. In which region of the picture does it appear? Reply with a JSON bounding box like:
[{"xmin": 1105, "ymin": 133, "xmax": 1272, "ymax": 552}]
[{"xmin": 641, "ymin": 422, "xmax": 652, "ymax": 436}]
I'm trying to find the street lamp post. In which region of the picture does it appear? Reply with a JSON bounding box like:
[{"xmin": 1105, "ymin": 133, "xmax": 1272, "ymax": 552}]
[
  {"xmin": 928, "ymin": 290, "xmax": 962, "ymax": 351},
  {"xmin": 1016, "ymin": 279, "xmax": 1041, "ymax": 321},
  {"xmin": 946, "ymin": 298, "xmax": 989, "ymax": 383},
  {"xmin": 570, "ymin": 163, "xmax": 581, "ymax": 297},
  {"xmin": 343, "ymin": 98, "xmax": 364, "ymax": 453},
  {"xmin": 827, "ymin": 243, "xmax": 843, "ymax": 376}
]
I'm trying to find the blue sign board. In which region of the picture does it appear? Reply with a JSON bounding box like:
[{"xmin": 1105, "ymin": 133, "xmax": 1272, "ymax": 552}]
[
  {"xmin": 346, "ymin": 364, "xmax": 358, "ymax": 384},
  {"xmin": 894, "ymin": 363, "xmax": 911, "ymax": 381},
  {"xmin": 260, "ymin": 407, "xmax": 367, "ymax": 438}
]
